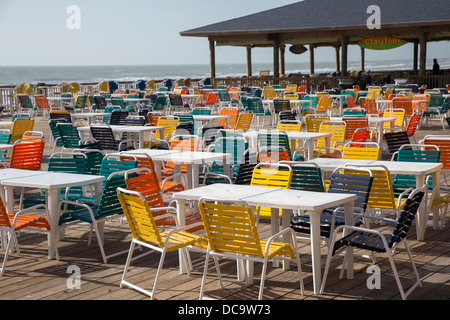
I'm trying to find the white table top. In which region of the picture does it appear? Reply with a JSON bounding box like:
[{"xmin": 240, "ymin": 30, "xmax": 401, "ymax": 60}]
[
  {"xmin": 71, "ymin": 113, "xmax": 110, "ymax": 117},
  {"xmin": 192, "ymin": 115, "xmax": 230, "ymax": 121},
  {"xmin": 78, "ymin": 125, "xmax": 164, "ymax": 133},
  {"xmin": 125, "ymin": 150, "xmax": 230, "ymax": 164},
  {"xmin": 172, "ymin": 183, "xmax": 356, "ymax": 211},
  {"xmin": 0, "ymin": 168, "xmax": 49, "ymax": 180},
  {"xmin": 1, "ymin": 171, "xmax": 105, "ymax": 190},
  {"xmin": 242, "ymin": 130, "xmax": 332, "ymax": 140}
]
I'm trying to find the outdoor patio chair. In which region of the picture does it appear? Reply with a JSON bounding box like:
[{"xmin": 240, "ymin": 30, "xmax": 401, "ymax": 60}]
[
  {"xmin": 117, "ymin": 187, "xmax": 205, "ymax": 300},
  {"xmin": 90, "ymin": 124, "xmax": 134, "ymax": 152},
  {"xmin": 320, "ymin": 184, "xmax": 426, "ymax": 300},
  {"xmin": 0, "ymin": 199, "xmax": 59, "ymax": 276},
  {"xmin": 197, "ymin": 197, "xmax": 304, "ymax": 300}
]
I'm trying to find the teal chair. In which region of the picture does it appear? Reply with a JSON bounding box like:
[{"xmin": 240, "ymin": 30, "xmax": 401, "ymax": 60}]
[
  {"xmin": 58, "ymin": 170, "xmax": 131, "ymax": 263},
  {"xmin": 245, "ymin": 97, "xmax": 271, "ymax": 126}
]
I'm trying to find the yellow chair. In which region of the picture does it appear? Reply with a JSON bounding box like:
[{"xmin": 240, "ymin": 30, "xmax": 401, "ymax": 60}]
[
  {"xmin": 304, "ymin": 114, "xmax": 329, "ymax": 132},
  {"xmin": 263, "ymin": 87, "xmax": 279, "ymax": 99},
  {"xmin": 367, "ymin": 86, "xmax": 382, "ymax": 100},
  {"xmin": 198, "ymin": 197, "xmax": 304, "ymax": 300},
  {"xmin": 149, "ymin": 116, "xmax": 180, "ymax": 148},
  {"xmin": 285, "ymin": 84, "xmax": 297, "ymax": 94},
  {"xmin": 10, "ymin": 119, "xmax": 34, "ymax": 142},
  {"xmin": 342, "ymin": 141, "xmax": 381, "ymax": 160},
  {"xmin": 251, "ymin": 163, "xmax": 292, "ymax": 221},
  {"xmin": 383, "ymin": 108, "xmax": 406, "ymax": 128},
  {"xmin": 276, "ymin": 120, "xmax": 303, "ymax": 149},
  {"xmin": 429, "ymin": 185, "xmax": 450, "ymax": 230},
  {"xmin": 314, "ymin": 121, "xmax": 347, "ymax": 158},
  {"xmin": 343, "ymin": 164, "xmax": 409, "ymax": 218},
  {"xmin": 316, "ymin": 95, "xmax": 331, "ymax": 114},
  {"xmin": 116, "ymin": 187, "xmax": 205, "ymax": 300},
  {"xmin": 234, "ymin": 112, "xmax": 254, "ymax": 132}
]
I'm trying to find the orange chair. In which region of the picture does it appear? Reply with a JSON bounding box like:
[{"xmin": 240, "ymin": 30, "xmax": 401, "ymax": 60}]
[
  {"xmin": 161, "ymin": 135, "xmax": 200, "ymax": 178},
  {"xmin": 124, "ymin": 167, "xmax": 203, "ymax": 232},
  {"xmin": 147, "ymin": 112, "xmax": 165, "ymax": 126},
  {"xmin": 421, "ymin": 135, "xmax": 450, "ymax": 173},
  {"xmin": 346, "ymin": 96, "xmax": 357, "ymax": 109},
  {"xmin": 6, "ymin": 138, "xmax": 45, "ymax": 171},
  {"xmin": 218, "ymin": 107, "xmax": 239, "ymax": 128},
  {"xmin": 34, "ymin": 96, "xmax": 51, "ymax": 117},
  {"xmin": 0, "ymin": 198, "xmax": 59, "ymax": 275},
  {"xmin": 359, "ymin": 98, "xmax": 381, "ymax": 116},
  {"xmin": 392, "ymin": 97, "xmax": 414, "ymax": 117},
  {"xmin": 342, "ymin": 117, "xmax": 369, "ymax": 140}
]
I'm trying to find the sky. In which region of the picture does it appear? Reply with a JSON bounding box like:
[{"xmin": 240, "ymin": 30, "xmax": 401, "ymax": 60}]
[{"xmin": 0, "ymin": 0, "xmax": 448, "ymax": 67}]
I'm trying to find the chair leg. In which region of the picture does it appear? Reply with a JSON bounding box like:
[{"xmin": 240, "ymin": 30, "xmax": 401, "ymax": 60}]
[
  {"xmin": 150, "ymin": 248, "xmax": 167, "ymax": 300},
  {"xmin": 258, "ymin": 257, "xmax": 269, "ymax": 300},
  {"xmin": 199, "ymin": 250, "xmax": 211, "ymax": 300},
  {"xmin": 120, "ymin": 241, "xmax": 136, "ymax": 288}
]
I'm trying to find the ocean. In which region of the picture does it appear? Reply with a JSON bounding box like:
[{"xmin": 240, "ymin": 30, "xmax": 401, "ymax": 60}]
[{"xmin": 1, "ymin": 58, "xmax": 449, "ymax": 86}]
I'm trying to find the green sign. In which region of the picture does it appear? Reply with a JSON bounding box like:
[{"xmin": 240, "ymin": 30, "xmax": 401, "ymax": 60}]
[{"xmin": 359, "ymin": 37, "xmax": 407, "ymax": 50}]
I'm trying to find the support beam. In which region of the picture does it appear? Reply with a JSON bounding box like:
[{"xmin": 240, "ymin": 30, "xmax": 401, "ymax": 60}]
[
  {"xmin": 246, "ymin": 46, "xmax": 252, "ymax": 77},
  {"xmin": 280, "ymin": 45, "xmax": 286, "ymax": 76},
  {"xmin": 360, "ymin": 47, "xmax": 365, "ymax": 72},
  {"xmin": 273, "ymin": 35, "xmax": 280, "ymax": 77},
  {"xmin": 341, "ymin": 36, "xmax": 349, "ymax": 76},
  {"xmin": 209, "ymin": 40, "xmax": 216, "ymax": 83},
  {"xmin": 413, "ymin": 42, "xmax": 419, "ymax": 73},
  {"xmin": 335, "ymin": 46, "xmax": 340, "ymax": 74},
  {"xmin": 419, "ymin": 32, "xmax": 427, "ymax": 76},
  {"xmin": 309, "ymin": 45, "xmax": 315, "ymax": 75}
]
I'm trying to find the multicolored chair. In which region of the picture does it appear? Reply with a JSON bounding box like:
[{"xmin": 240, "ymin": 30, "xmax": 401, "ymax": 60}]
[{"xmin": 198, "ymin": 197, "xmax": 304, "ymax": 300}]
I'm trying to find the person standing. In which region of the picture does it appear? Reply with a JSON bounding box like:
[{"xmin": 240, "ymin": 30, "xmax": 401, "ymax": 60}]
[{"xmin": 432, "ymin": 59, "xmax": 441, "ymax": 75}]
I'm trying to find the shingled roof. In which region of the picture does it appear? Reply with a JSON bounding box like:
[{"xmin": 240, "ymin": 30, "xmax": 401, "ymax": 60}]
[{"xmin": 180, "ymin": 0, "xmax": 450, "ymax": 46}]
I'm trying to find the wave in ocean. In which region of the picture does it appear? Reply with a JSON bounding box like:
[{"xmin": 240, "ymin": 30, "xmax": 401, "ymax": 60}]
[{"xmin": 0, "ymin": 58, "xmax": 448, "ymax": 85}]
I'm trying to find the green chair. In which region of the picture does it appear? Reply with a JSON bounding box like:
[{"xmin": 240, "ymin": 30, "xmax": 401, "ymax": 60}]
[
  {"xmin": 58, "ymin": 170, "xmax": 131, "ymax": 263},
  {"xmin": 257, "ymin": 130, "xmax": 292, "ymax": 161},
  {"xmin": 392, "ymin": 144, "xmax": 440, "ymax": 196},
  {"xmin": 57, "ymin": 123, "xmax": 98, "ymax": 151},
  {"xmin": 111, "ymin": 97, "xmax": 126, "ymax": 109},
  {"xmin": 65, "ymin": 95, "xmax": 87, "ymax": 112},
  {"xmin": 280, "ymin": 161, "xmax": 325, "ymax": 192},
  {"xmin": 0, "ymin": 129, "xmax": 11, "ymax": 162},
  {"xmin": 245, "ymin": 97, "xmax": 271, "ymax": 126},
  {"xmin": 152, "ymin": 95, "xmax": 168, "ymax": 112}
]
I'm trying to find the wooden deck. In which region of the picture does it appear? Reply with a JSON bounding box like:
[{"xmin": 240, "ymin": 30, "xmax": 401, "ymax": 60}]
[{"xmin": 0, "ymin": 117, "xmax": 448, "ymax": 301}]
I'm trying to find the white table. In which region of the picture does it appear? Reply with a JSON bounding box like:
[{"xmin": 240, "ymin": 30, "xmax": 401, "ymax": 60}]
[
  {"xmin": 308, "ymin": 158, "xmax": 443, "ymax": 240},
  {"xmin": 375, "ymin": 99, "xmax": 393, "ymax": 112},
  {"xmin": 329, "ymin": 95, "xmax": 346, "ymax": 116},
  {"xmin": 242, "ymin": 130, "xmax": 332, "ymax": 160},
  {"xmin": 172, "ymin": 183, "xmax": 356, "ymax": 294},
  {"xmin": 122, "ymin": 149, "xmax": 231, "ymax": 189},
  {"xmin": 70, "ymin": 113, "xmax": 111, "ymax": 125},
  {"xmin": 78, "ymin": 125, "xmax": 165, "ymax": 149},
  {"xmin": 181, "ymin": 94, "xmax": 201, "ymax": 108},
  {"xmin": 46, "ymin": 96, "xmax": 75, "ymax": 108},
  {"xmin": 1, "ymin": 170, "xmax": 105, "ymax": 258},
  {"xmin": 193, "ymin": 115, "xmax": 230, "ymax": 128}
]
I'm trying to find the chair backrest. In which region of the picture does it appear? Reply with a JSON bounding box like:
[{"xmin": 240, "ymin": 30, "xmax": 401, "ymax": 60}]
[
  {"xmin": 11, "ymin": 119, "xmax": 34, "ymax": 142},
  {"xmin": 263, "ymin": 87, "xmax": 276, "ymax": 99},
  {"xmin": 156, "ymin": 117, "xmax": 180, "ymax": 140},
  {"xmin": 257, "ymin": 130, "xmax": 292, "ymax": 159},
  {"xmin": 317, "ymin": 121, "xmax": 347, "ymax": 149},
  {"xmin": 383, "ymin": 109, "xmax": 405, "ymax": 127},
  {"xmin": 169, "ymin": 94, "xmax": 184, "ymax": 107},
  {"xmin": 235, "ymin": 112, "xmax": 253, "ymax": 132},
  {"xmin": 198, "ymin": 198, "xmax": 264, "ymax": 257},
  {"xmin": 111, "ymin": 97, "xmax": 126, "ymax": 109},
  {"xmin": 346, "ymin": 96, "xmax": 357, "ymax": 109},
  {"xmin": 392, "ymin": 97, "xmax": 414, "ymax": 116},
  {"xmin": 250, "ymin": 162, "xmax": 292, "ymax": 189},
  {"xmin": 405, "ymin": 112, "xmax": 421, "ymax": 137},
  {"xmin": 421, "ymin": 135, "xmax": 450, "ymax": 170},
  {"xmin": 213, "ymin": 137, "xmax": 248, "ymax": 165},
  {"xmin": 35, "ymin": 96, "xmax": 50, "ymax": 109},
  {"xmin": 342, "ymin": 117, "xmax": 369, "ymax": 140},
  {"xmin": 48, "ymin": 152, "xmax": 87, "ymax": 174},
  {"xmin": 17, "ymin": 94, "xmax": 34, "ymax": 109},
  {"xmin": 219, "ymin": 108, "xmax": 239, "ymax": 127},
  {"xmin": 342, "ymin": 108, "xmax": 366, "ymax": 118},
  {"xmin": 246, "ymin": 97, "xmax": 265, "ymax": 114},
  {"xmin": 57, "ymin": 123, "xmax": 83, "ymax": 149},
  {"xmin": 328, "ymin": 166, "xmax": 373, "ymax": 213},
  {"xmin": 72, "ymin": 149, "xmax": 104, "ymax": 175},
  {"xmin": 218, "ymin": 90, "xmax": 231, "ymax": 102},
  {"xmin": 387, "ymin": 188, "xmax": 425, "ymax": 247},
  {"xmin": 0, "ymin": 129, "xmax": 11, "ymax": 145},
  {"xmin": 383, "ymin": 130, "xmax": 411, "ymax": 159},
  {"xmin": 359, "ymin": 98, "xmax": 378, "ymax": 115},
  {"xmin": 124, "ymin": 167, "xmax": 167, "ymax": 218},
  {"xmin": 117, "ymin": 187, "xmax": 166, "ymax": 247},
  {"xmin": 170, "ymin": 134, "xmax": 200, "ymax": 152},
  {"xmin": 342, "ymin": 142, "xmax": 381, "ymax": 160},
  {"xmin": 109, "ymin": 109, "xmax": 129, "ymax": 125},
  {"xmin": 9, "ymin": 138, "xmax": 45, "ymax": 170},
  {"xmin": 276, "ymin": 120, "xmax": 302, "ymax": 133},
  {"xmin": 93, "ymin": 95, "xmax": 108, "ymax": 109},
  {"xmin": 304, "ymin": 115, "xmax": 329, "ymax": 132},
  {"xmin": 50, "ymin": 110, "xmax": 72, "ymax": 123},
  {"xmin": 94, "ymin": 171, "xmax": 129, "ymax": 221},
  {"xmin": 234, "ymin": 149, "xmax": 259, "ymax": 185},
  {"xmin": 90, "ymin": 125, "xmax": 119, "ymax": 151},
  {"xmin": 396, "ymin": 144, "xmax": 440, "ymax": 163},
  {"xmin": 280, "ymin": 161, "xmax": 325, "ymax": 192},
  {"xmin": 99, "ymin": 154, "xmax": 138, "ymax": 177},
  {"xmin": 344, "ymin": 164, "xmax": 397, "ymax": 210},
  {"xmin": 74, "ymin": 95, "xmax": 87, "ymax": 109},
  {"xmin": 273, "ymin": 99, "xmax": 291, "ymax": 114}
]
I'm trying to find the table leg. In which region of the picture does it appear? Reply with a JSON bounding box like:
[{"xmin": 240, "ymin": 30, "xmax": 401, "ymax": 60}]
[
  {"xmin": 309, "ymin": 210, "xmax": 322, "ymax": 294},
  {"xmin": 47, "ymin": 188, "xmax": 60, "ymax": 259},
  {"xmin": 343, "ymin": 201, "xmax": 355, "ymax": 279},
  {"xmin": 307, "ymin": 141, "xmax": 315, "ymax": 161},
  {"xmin": 176, "ymin": 198, "xmax": 188, "ymax": 274}
]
